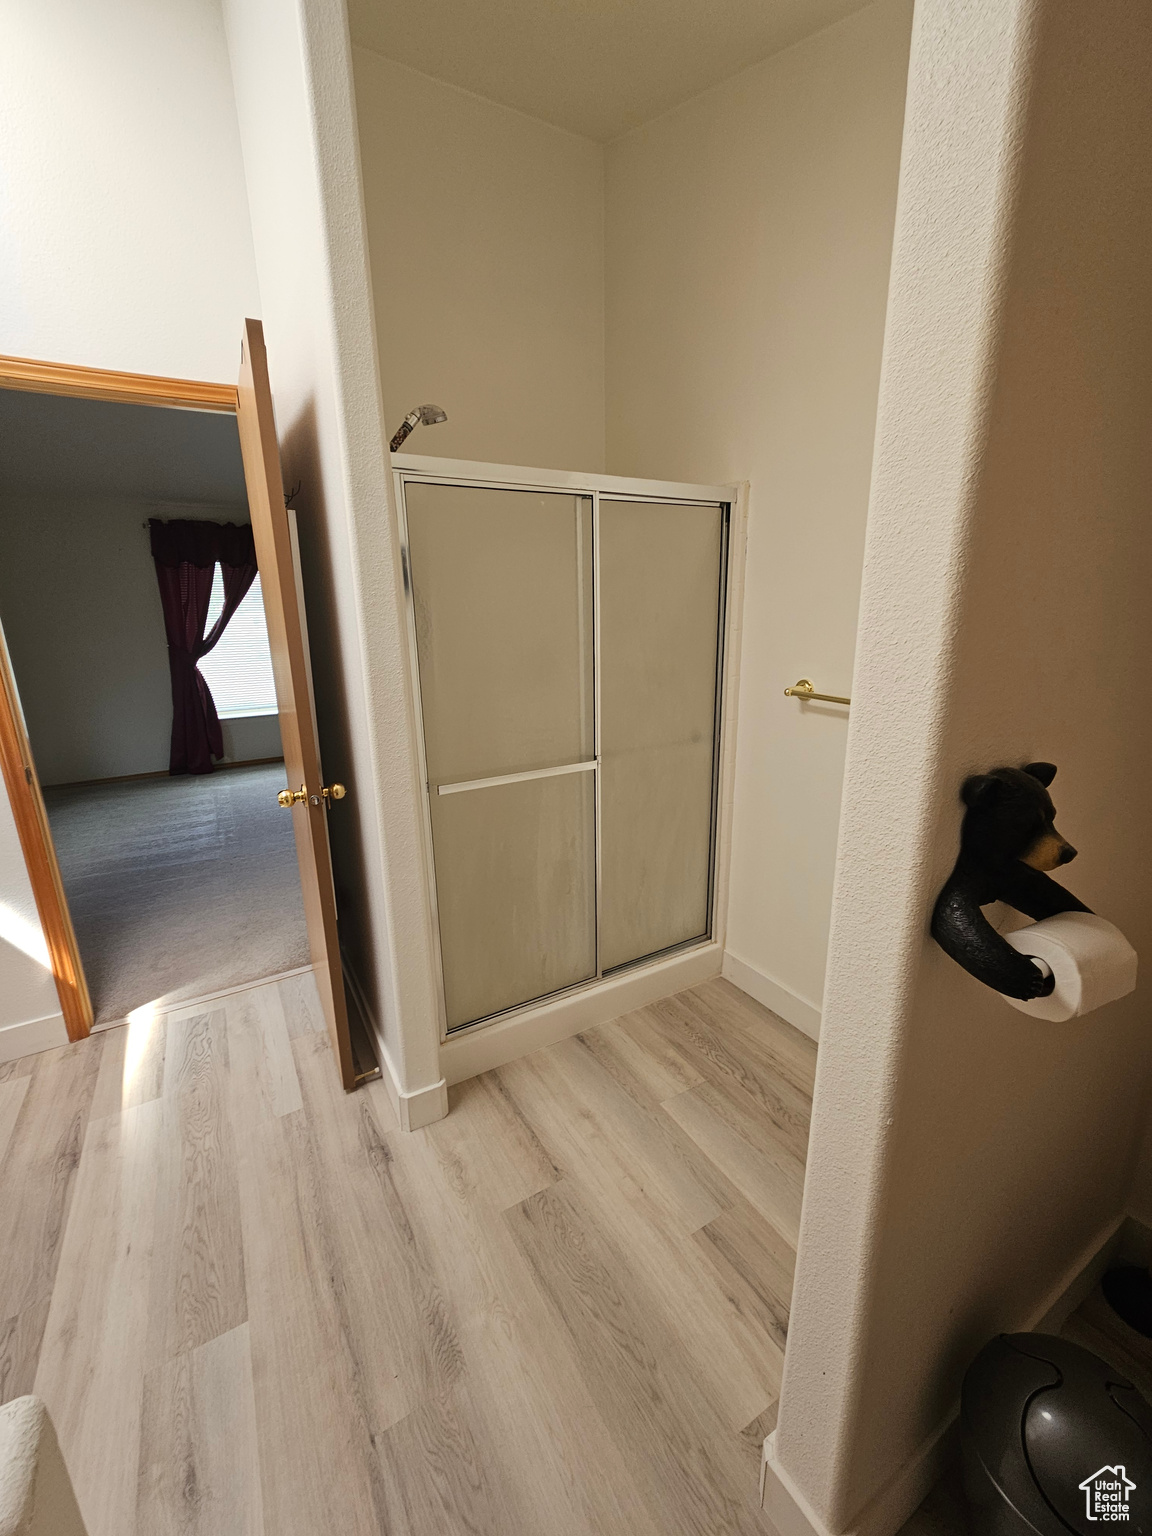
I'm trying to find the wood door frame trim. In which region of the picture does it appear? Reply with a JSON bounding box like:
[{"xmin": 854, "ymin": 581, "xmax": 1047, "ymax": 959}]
[
  {"xmin": 0, "ymin": 354, "xmax": 238, "ymax": 412},
  {"xmin": 0, "ymin": 628, "xmax": 93, "ymax": 1039},
  {"xmin": 0, "ymin": 351, "xmax": 240, "ymax": 1042}
]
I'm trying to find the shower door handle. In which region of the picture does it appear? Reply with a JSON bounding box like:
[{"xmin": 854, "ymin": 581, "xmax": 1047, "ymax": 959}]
[{"xmin": 435, "ymin": 760, "xmax": 597, "ymax": 796}]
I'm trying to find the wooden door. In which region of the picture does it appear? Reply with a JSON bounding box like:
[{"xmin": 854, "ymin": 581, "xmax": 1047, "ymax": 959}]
[{"xmin": 236, "ymin": 319, "xmax": 355, "ymax": 1089}]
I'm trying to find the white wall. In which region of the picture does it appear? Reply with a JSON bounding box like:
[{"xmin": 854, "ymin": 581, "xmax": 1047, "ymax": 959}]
[
  {"xmin": 0, "ymin": 0, "xmax": 261, "ymax": 381},
  {"xmin": 0, "ymin": 782, "xmax": 67, "ymax": 1059},
  {"xmin": 605, "ymin": 0, "xmax": 913, "ymax": 1031},
  {"xmin": 0, "ymin": 495, "xmax": 281, "ymax": 784},
  {"xmin": 771, "ymin": 1, "xmax": 1152, "ymax": 1530},
  {"xmin": 0, "ymin": 0, "xmax": 262, "ymax": 1038},
  {"xmin": 224, "ymin": 0, "xmax": 446, "ymax": 1111},
  {"xmin": 353, "ymin": 51, "xmax": 606, "ymax": 472}
]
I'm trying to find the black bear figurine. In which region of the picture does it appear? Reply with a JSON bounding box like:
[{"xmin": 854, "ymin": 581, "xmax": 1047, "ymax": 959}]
[{"xmin": 931, "ymin": 763, "xmax": 1090, "ymax": 1000}]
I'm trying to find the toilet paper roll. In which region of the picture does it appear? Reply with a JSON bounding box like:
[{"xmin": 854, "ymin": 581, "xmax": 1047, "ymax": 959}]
[{"xmin": 1001, "ymin": 912, "xmax": 1138, "ymax": 1021}]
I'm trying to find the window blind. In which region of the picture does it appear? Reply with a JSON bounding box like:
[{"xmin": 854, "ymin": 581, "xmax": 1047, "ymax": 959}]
[{"xmin": 199, "ymin": 567, "xmax": 279, "ymax": 718}]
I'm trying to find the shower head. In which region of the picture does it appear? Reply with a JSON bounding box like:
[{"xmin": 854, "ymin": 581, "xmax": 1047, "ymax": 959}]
[{"xmin": 389, "ymin": 404, "xmax": 448, "ymax": 454}]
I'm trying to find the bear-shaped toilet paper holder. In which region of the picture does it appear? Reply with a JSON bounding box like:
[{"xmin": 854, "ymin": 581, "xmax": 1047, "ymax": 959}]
[{"xmin": 931, "ymin": 762, "xmax": 1091, "ymax": 1001}]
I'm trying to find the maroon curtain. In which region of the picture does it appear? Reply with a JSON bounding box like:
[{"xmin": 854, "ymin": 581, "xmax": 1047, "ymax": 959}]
[{"xmin": 149, "ymin": 519, "xmax": 259, "ymax": 775}]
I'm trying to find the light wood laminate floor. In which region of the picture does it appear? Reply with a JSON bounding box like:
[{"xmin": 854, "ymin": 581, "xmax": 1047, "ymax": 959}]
[{"xmin": 0, "ymin": 971, "xmax": 815, "ymax": 1536}]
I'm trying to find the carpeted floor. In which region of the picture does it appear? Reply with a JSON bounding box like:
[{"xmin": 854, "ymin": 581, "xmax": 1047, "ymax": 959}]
[{"xmin": 43, "ymin": 763, "xmax": 309, "ymax": 1024}]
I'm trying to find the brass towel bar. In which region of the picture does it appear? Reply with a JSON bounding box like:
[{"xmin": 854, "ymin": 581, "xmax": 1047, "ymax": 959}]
[{"xmin": 784, "ymin": 678, "xmax": 851, "ymax": 707}]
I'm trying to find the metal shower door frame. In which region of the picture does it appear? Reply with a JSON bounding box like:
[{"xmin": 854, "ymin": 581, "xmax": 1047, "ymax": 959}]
[{"xmin": 392, "ymin": 454, "xmax": 737, "ymax": 1042}]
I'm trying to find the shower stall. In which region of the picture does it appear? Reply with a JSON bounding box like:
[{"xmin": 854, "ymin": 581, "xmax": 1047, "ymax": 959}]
[{"xmin": 393, "ymin": 456, "xmax": 740, "ymax": 1037}]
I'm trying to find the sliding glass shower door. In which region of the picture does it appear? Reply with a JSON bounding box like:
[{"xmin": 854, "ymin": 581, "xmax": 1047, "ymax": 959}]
[
  {"xmin": 405, "ymin": 484, "xmax": 597, "ymax": 1028},
  {"xmin": 404, "ymin": 477, "xmax": 726, "ymax": 1032},
  {"xmin": 598, "ymin": 500, "xmax": 724, "ymax": 972}
]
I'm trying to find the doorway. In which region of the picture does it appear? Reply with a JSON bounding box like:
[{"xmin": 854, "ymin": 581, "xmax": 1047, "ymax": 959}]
[
  {"xmin": 0, "ymin": 388, "xmax": 305, "ymax": 1024},
  {"xmin": 0, "ymin": 330, "xmax": 357, "ymax": 1087}
]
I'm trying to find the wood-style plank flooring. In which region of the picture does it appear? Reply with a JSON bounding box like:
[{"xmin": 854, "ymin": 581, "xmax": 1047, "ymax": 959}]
[{"xmin": 0, "ymin": 972, "xmax": 815, "ymax": 1535}]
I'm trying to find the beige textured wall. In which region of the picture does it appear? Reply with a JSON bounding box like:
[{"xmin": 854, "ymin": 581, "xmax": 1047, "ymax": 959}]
[
  {"xmin": 353, "ymin": 51, "xmax": 606, "ymax": 473},
  {"xmin": 774, "ymin": 0, "xmax": 1152, "ymax": 1528},
  {"xmin": 604, "ymin": 0, "xmax": 913, "ymax": 1029}
]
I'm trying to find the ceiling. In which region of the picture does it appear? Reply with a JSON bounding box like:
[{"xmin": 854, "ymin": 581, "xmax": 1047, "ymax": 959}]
[
  {"xmin": 0, "ymin": 389, "xmax": 248, "ymax": 507},
  {"xmin": 348, "ymin": 0, "xmax": 874, "ymax": 142}
]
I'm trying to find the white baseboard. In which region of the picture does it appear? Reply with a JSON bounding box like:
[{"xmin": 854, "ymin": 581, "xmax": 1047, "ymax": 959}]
[
  {"xmin": 1032, "ymin": 1212, "xmax": 1125, "ymax": 1330},
  {"xmin": 761, "ymin": 1211, "xmax": 1126, "ymax": 1536},
  {"xmin": 398, "ymin": 1073, "xmax": 450, "ymax": 1130},
  {"xmin": 341, "ymin": 954, "xmax": 449, "ymax": 1131},
  {"xmin": 439, "ymin": 941, "xmax": 725, "ymax": 1087},
  {"xmin": 0, "ymin": 1011, "xmax": 68, "ymax": 1064},
  {"xmin": 372, "ymin": 1036, "xmax": 402, "ymax": 1120},
  {"xmin": 368, "ymin": 1031, "xmax": 448, "ymax": 1131},
  {"xmin": 761, "ymin": 1415, "xmax": 956, "ymax": 1536},
  {"xmin": 722, "ymin": 951, "xmax": 821, "ymax": 1042}
]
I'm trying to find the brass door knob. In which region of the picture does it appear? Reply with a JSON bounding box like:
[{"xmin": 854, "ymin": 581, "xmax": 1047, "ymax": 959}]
[
  {"xmin": 277, "ymin": 785, "xmax": 307, "ymax": 808},
  {"xmin": 322, "ymin": 783, "xmax": 347, "ymax": 803}
]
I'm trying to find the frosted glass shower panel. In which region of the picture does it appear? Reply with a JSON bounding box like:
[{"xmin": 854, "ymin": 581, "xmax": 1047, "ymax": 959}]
[
  {"xmin": 598, "ymin": 500, "xmax": 724, "ymax": 972},
  {"xmin": 405, "ymin": 482, "xmax": 594, "ymax": 786},
  {"xmin": 431, "ymin": 771, "xmax": 597, "ymax": 1029}
]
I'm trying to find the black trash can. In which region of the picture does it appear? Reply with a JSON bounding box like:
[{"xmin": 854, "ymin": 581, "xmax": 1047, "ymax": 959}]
[{"xmin": 961, "ymin": 1333, "xmax": 1152, "ymax": 1534}]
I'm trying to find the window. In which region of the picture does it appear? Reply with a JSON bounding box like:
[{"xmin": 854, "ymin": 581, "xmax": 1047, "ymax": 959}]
[{"xmin": 198, "ymin": 566, "xmax": 279, "ymax": 718}]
